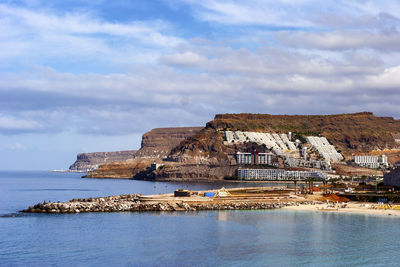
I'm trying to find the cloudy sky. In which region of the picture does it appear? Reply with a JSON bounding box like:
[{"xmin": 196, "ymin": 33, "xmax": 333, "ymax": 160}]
[{"xmin": 1, "ymin": 0, "xmax": 400, "ymax": 170}]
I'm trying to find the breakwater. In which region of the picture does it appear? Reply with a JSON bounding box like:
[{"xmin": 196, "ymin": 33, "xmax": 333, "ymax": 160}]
[
  {"xmin": 21, "ymin": 197, "xmax": 307, "ymax": 213},
  {"xmin": 21, "ymin": 189, "xmax": 315, "ymax": 213}
]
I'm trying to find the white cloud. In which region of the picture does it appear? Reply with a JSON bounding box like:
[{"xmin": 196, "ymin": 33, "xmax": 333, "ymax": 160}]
[
  {"xmin": 0, "ymin": 115, "xmax": 43, "ymax": 132},
  {"xmin": 180, "ymin": 0, "xmax": 400, "ymax": 28},
  {"xmin": 161, "ymin": 52, "xmax": 208, "ymax": 67},
  {"xmin": 0, "ymin": 4, "xmax": 184, "ymax": 68},
  {"xmin": 181, "ymin": 0, "xmax": 314, "ymax": 26},
  {"xmin": 1, "ymin": 44, "xmax": 399, "ymax": 136},
  {"xmin": 0, "ymin": 0, "xmax": 400, "ymax": 139},
  {"xmin": 276, "ymin": 31, "xmax": 400, "ymax": 51}
]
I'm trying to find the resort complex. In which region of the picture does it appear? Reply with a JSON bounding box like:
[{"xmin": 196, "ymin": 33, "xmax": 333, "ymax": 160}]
[{"xmin": 225, "ymin": 131, "xmax": 342, "ymax": 180}]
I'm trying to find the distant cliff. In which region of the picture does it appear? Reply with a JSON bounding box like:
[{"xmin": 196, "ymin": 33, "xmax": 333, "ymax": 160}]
[
  {"xmin": 69, "ymin": 150, "xmax": 137, "ymax": 171},
  {"xmin": 82, "ymin": 127, "xmax": 203, "ymax": 177}
]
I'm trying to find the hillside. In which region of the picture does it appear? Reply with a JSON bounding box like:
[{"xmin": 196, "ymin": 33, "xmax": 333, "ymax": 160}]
[
  {"xmin": 206, "ymin": 112, "xmax": 400, "ymax": 153},
  {"xmin": 159, "ymin": 112, "xmax": 400, "ymax": 179},
  {"xmin": 84, "ymin": 112, "xmax": 400, "ymax": 180}
]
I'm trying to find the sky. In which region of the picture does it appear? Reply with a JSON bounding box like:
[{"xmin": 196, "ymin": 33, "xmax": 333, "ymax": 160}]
[{"xmin": 1, "ymin": 0, "xmax": 400, "ymax": 170}]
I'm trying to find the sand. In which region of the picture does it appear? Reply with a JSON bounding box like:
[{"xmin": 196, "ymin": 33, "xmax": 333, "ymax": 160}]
[{"xmin": 283, "ymin": 202, "xmax": 400, "ymax": 217}]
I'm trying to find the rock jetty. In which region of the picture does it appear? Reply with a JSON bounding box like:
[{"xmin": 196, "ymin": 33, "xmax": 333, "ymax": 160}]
[
  {"xmin": 21, "ymin": 187, "xmax": 317, "ymax": 214},
  {"xmin": 21, "ymin": 197, "xmax": 308, "ymax": 213}
]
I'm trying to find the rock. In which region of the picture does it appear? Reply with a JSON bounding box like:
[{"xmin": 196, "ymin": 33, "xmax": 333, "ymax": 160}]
[{"xmin": 69, "ymin": 150, "xmax": 137, "ymax": 171}]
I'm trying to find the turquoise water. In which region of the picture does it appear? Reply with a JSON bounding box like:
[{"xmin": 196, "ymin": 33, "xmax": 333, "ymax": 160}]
[{"xmin": 1, "ymin": 171, "xmax": 399, "ymax": 266}]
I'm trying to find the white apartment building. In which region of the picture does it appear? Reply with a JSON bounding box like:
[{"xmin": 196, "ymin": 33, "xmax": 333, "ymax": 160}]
[
  {"xmin": 354, "ymin": 155, "xmax": 388, "ymax": 169},
  {"xmin": 236, "ymin": 152, "xmax": 275, "ymax": 165},
  {"xmin": 236, "ymin": 152, "xmax": 252, "ymax": 164},
  {"xmin": 237, "ymin": 168, "xmax": 326, "ymax": 181},
  {"xmin": 257, "ymin": 153, "xmax": 274, "ymax": 165}
]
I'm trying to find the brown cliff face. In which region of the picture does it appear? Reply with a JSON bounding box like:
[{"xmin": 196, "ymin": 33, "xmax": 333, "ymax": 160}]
[
  {"xmin": 71, "ymin": 127, "xmax": 203, "ymax": 172},
  {"xmin": 83, "ymin": 159, "xmax": 158, "ymax": 179},
  {"xmin": 168, "ymin": 128, "xmax": 230, "ymax": 164},
  {"xmin": 207, "ymin": 112, "xmax": 400, "ymax": 153},
  {"xmin": 69, "ymin": 150, "xmax": 137, "ymax": 171},
  {"xmin": 83, "ymin": 127, "xmax": 203, "ymax": 178},
  {"xmin": 135, "ymin": 127, "xmax": 204, "ymax": 158}
]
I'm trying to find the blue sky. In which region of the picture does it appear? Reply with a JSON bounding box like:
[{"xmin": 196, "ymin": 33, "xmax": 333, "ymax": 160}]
[{"xmin": 1, "ymin": 0, "xmax": 400, "ymax": 170}]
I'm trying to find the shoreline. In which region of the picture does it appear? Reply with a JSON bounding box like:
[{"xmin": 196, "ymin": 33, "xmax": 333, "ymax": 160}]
[
  {"xmin": 82, "ymin": 176, "xmax": 320, "ymax": 184},
  {"xmin": 283, "ymin": 202, "xmax": 400, "ymax": 217},
  {"xmin": 21, "ymin": 184, "xmax": 400, "ymax": 217}
]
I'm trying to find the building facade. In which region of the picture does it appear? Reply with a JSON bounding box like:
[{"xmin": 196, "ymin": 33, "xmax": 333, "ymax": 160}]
[
  {"xmin": 354, "ymin": 155, "xmax": 388, "ymax": 169},
  {"xmin": 237, "ymin": 168, "xmax": 326, "ymax": 181},
  {"xmin": 257, "ymin": 153, "xmax": 274, "ymax": 165},
  {"xmin": 236, "ymin": 152, "xmax": 252, "ymax": 164},
  {"xmin": 236, "ymin": 152, "xmax": 276, "ymax": 166}
]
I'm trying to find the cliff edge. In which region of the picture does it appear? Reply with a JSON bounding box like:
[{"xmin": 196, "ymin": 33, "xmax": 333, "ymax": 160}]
[
  {"xmin": 83, "ymin": 127, "xmax": 203, "ymax": 178},
  {"xmin": 69, "ymin": 150, "xmax": 137, "ymax": 171}
]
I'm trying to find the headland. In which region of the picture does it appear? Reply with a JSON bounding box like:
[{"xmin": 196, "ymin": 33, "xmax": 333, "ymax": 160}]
[{"xmin": 65, "ymin": 112, "xmax": 400, "ymax": 185}]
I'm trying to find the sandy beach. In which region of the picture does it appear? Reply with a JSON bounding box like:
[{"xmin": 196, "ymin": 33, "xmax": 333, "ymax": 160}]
[{"xmin": 283, "ymin": 202, "xmax": 400, "ymax": 217}]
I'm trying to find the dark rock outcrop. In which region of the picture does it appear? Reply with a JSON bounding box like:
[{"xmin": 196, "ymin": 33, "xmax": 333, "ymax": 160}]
[{"xmin": 153, "ymin": 164, "xmax": 239, "ymax": 180}]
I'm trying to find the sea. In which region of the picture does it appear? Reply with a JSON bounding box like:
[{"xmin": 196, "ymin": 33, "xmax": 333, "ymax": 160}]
[{"xmin": 1, "ymin": 171, "xmax": 399, "ymax": 266}]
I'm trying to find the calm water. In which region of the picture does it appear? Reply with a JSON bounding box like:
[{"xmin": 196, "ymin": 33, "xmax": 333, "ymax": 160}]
[{"xmin": 1, "ymin": 171, "xmax": 399, "ymax": 266}]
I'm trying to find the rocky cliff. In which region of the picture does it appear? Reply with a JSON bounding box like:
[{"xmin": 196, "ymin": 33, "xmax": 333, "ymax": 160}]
[
  {"xmin": 135, "ymin": 127, "xmax": 204, "ymax": 158},
  {"xmin": 82, "ymin": 112, "xmax": 400, "ymax": 180},
  {"xmin": 83, "ymin": 127, "xmax": 203, "ymax": 177},
  {"xmin": 70, "ymin": 127, "xmax": 203, "ymax": 172},
  {"xmin": 69, "ymin": 150, "xmax": 137, "ymax": 171}
]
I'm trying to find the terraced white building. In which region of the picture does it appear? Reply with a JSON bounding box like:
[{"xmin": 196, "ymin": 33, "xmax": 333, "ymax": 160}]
[
  {"xmin": 225, "ymin": 131, "xmax": 296, "ymax": 153},
  {"xmin": 225, "ymin": 131, "xmax": 344, "ymax": 168},
  {"xmin": 306, "ymin": 136, "xmax": 343, "ymax": 162}
]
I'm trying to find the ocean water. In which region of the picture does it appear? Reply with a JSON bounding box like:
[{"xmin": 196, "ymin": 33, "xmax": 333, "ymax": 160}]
[{"xmin": 1, "ymin": 171, "xmax": 400, "ymax": 266}]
